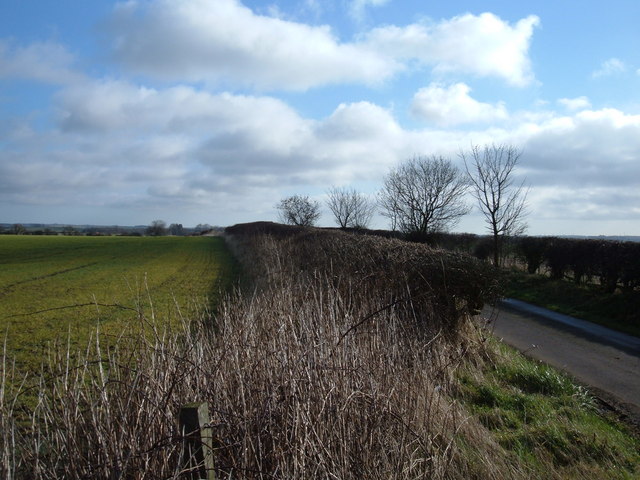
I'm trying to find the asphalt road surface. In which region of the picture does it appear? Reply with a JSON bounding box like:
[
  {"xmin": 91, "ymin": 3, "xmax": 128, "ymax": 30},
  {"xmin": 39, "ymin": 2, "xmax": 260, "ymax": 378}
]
[{"xmin": 482, "ymin": 299, "xmax": 640, "ymax": 424}]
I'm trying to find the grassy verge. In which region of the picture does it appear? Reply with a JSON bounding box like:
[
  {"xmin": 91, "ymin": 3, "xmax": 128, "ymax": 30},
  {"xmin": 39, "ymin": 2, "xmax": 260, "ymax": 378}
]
[
  {"xmin": 456, "ymin": 337, "xmax": 640, "ymax": 479},
  {"xmin": 504, "ymin": 270, "xmax": 640, "ymax": 337}
]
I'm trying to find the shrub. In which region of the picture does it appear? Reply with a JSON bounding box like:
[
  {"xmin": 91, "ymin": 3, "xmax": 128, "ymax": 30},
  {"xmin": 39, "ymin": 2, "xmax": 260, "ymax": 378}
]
[
  {"xmin": 620, "ymin": 243, "xmax": 640, "ymax": 293},
  {"xmin": 517, "ymin": 237, "xmax": 549, "ymax": 274},
  {"xmin": 543, "ymin": 238, "xmax": 570, "ymax": 280},
  {"xmin": 473, "ymin": 236, "xmax": 494, "ymax": 262}
]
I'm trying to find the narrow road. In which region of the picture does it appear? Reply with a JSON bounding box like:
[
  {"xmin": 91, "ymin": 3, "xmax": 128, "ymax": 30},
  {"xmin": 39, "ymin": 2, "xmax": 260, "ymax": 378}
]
[{"xmin": 482, "ymin": 299, "xmax": 640, "ymax": 425}]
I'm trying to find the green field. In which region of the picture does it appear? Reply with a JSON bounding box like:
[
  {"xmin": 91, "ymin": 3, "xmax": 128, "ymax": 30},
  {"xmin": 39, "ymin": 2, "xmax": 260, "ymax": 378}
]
[{"xmin": 0, "ymin": 235, "xmax": 237, "ymax": 370}]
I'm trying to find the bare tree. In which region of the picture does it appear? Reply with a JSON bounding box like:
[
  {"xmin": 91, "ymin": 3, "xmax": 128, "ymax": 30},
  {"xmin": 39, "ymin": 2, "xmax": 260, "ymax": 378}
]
[
  {"xmin": 194, "ymin": 223, "xmax": 213, "ymax": 234},
  {"xmin": 378, "ymin": 156, "xmax": 470, "ymax": 235},
  {"xmin": 146, "ymin": 220, "xmax": 167, "ymax": 236},
  {"xmin": 169, "ymin": 223, "xmax": 185, "ymax": 236},
  {"xmin": 11, "ymin": 223, "xmax": 26, "ymax": 235},
  {"xmin": 326, "ymin": 187, "xmax": 375, "ymax": 229},
  {"xmin": 276, "ymin": 195, "xmax": 321, "ymax": 227},
  {"xmin": 461, "ymin": 144, "xmax": 528, "ymax": 266}
]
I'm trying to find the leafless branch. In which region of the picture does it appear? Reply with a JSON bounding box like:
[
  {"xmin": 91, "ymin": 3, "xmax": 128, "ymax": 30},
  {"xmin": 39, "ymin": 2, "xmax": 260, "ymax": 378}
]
[
  {"xmin": 461, "ymin": 144, "xmax": 529, "ymax": 266},
  {"xmin": 326, "ymin": 187, "xmax": 375, "ymax": 229},
  {"xmin": 379, "ymin": 156, "xmax": 470, "ymax": 234}
]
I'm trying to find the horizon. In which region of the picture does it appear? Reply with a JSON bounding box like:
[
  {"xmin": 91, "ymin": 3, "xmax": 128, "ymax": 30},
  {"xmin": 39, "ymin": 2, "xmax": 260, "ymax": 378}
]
[
  {"xmin": 3, "ymin": 220, "xmax": 640, "ymax": 241},
  {"xmin": 1, "ymin": 1, "xmax": 639, "ymax": 236}
]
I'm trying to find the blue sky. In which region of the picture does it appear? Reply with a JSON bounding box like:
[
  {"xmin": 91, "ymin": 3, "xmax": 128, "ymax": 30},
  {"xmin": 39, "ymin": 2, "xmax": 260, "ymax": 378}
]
[{"xmin": 1, "ymin": 0, "xmax": 639, "ymax": 235}]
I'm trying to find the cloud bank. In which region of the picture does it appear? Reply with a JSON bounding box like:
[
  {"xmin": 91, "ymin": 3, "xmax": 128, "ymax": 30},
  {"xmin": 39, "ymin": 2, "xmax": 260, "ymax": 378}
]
[
  {"xmin": 105, "ymin": 1, "xmax": 538, "ymax": 89},
  {"xmin": 4, "ymin": 72, "xmax": 639, "ymax": 229}
]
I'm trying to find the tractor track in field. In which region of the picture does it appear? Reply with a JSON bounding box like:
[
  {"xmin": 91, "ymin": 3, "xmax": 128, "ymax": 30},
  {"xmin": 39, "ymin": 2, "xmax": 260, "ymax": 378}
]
[{"xmin": 0, "ymin": 262, "xmax": 99, "ymax": 297}]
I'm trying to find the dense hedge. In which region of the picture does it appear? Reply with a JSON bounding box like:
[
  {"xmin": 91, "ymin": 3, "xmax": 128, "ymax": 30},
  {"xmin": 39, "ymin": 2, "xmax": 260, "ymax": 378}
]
[
  {"xmin": 374, "ymin": 228, "xmax": 640, "ymax": 295},
  {"xmin": 226, "ymin": 223, "xmax": 640, "ymax": 294},
  {"xmin": 516, "ymin": 237, "xmax": 640, "ymax": 293},
  {"xmin": 226, "ymin": 222, "xmax": 501, "ymax": 333},
  {"xmin": 418, "ymin": 232, "xmax": 640, "ymax": 294}
]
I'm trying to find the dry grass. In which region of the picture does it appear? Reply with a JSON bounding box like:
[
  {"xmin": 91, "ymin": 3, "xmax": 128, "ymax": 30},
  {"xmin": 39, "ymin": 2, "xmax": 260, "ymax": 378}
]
[{"xmin": 0, "ymin": 227, "xmax": 568, "ymax": 478}]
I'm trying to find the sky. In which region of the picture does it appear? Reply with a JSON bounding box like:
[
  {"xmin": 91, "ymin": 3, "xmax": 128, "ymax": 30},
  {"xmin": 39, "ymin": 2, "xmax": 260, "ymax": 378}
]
[{"xmin": 1, "ymin": 0, "xmax": 639, "ymax": 235}]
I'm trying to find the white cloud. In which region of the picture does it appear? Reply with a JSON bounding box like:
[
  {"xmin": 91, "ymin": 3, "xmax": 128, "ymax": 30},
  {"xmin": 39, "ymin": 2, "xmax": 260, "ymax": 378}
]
[
  {"xmin": 364, "ymin": 13, "xmax": 539, "ymax": 86},
  {"xmin": 106, "ymin": 2, "xmax": 538, "ymax": 90},
  {"xmin": 519, "ymin": 108, "xmax": 640, "ymax": 189},
  {"xmin": 318, "ymin": 101, "xmax": 401, "ymax": 142},
  {"xmin": 5, "ymin": 71, "xmax": 640, "ymax": 231},
  {"xmin": 6, "ymin": 76, "xmax": 479, "ymax": 225},
  {"xmin": 349, "ymin": 0, "xmax": 392, "ymax": 21},
  {"xmin": 107, "ymin": 0, "xmax": 396, "ymax": 90},
  {"xmin": 12, "ymin": 80, "xmax": 406, "ymax": 209},
  {"xmin": 0, "ymin": 40, "xmax": 82, "ymax": 84},
  {"xmin": 15, "ymin": 78, "xmax": 640, "ymax": 202},
  {"xmin": 473, "ymin": 107, "xmax": 640, "ymax": 232},
  {"xmin": 55, "ymin": 80, "xmax": 309, "ymax": 138},
  {"xmin": 528, "ymin": 186, "xmax": 640, "ymax": 231},
  {"xmin": 557, "ymin": 96, "xmax": 591, "ymax": 111},
  {"xmin": 592, "ymin": 58, "xmax": 627, "ymax": 78},
  {"xmin": 411, "ymin": 82, "xmax": 508, "ymax": 126}
]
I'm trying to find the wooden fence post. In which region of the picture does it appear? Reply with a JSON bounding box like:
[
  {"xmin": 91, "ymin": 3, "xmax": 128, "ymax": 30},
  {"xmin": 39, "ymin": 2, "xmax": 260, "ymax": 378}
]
[{"xmin": 179, "ymin": 402, "xmax": 215, "ymax": 480}]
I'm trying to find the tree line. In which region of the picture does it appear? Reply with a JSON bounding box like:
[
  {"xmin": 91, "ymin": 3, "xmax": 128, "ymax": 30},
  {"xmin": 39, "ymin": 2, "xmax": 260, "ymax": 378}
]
[
  {"xmin": 276, "ymin": 144, "xmax": 528, "ymax": 266},
  {"xmin": 517, "ymin": 236, "xmax": 640, "ymax": 293},
  {"xmin": 411, "ymin": 232, "xmax": 640, "ymax": 295},
  {"xmin": 1, "ymin": 222, "xmax": 216, "ymax": 237},
  {"xmin": 144, "ymin": 221, "xmax": 215, "ymax": 236}
]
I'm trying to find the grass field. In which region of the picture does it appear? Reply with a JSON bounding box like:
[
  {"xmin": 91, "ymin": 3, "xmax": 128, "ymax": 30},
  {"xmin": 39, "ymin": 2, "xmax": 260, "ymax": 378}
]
[{"xmin": 0, "ymin": 235, "xmax": 237, "ymax": 371}]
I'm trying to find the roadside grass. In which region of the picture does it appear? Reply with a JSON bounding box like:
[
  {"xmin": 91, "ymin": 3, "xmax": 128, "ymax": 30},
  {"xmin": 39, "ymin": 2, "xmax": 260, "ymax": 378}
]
[
  {"xmin": 456, "ymin": 338, "xmax": 640, "ymax": 479},
  {"xmin": 0, "ymin": 235, "xmax": 238, "ymax": 374},
  {"xmin": 504, "ymin": 270, "xmax": 640, "ymax": 337}
]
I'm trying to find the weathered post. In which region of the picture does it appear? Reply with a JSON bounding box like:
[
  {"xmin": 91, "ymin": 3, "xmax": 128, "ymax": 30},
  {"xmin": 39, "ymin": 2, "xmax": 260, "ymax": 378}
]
[{"xmin": 179, "ymin": 402, "xmax": 215, "ymax": 480}]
